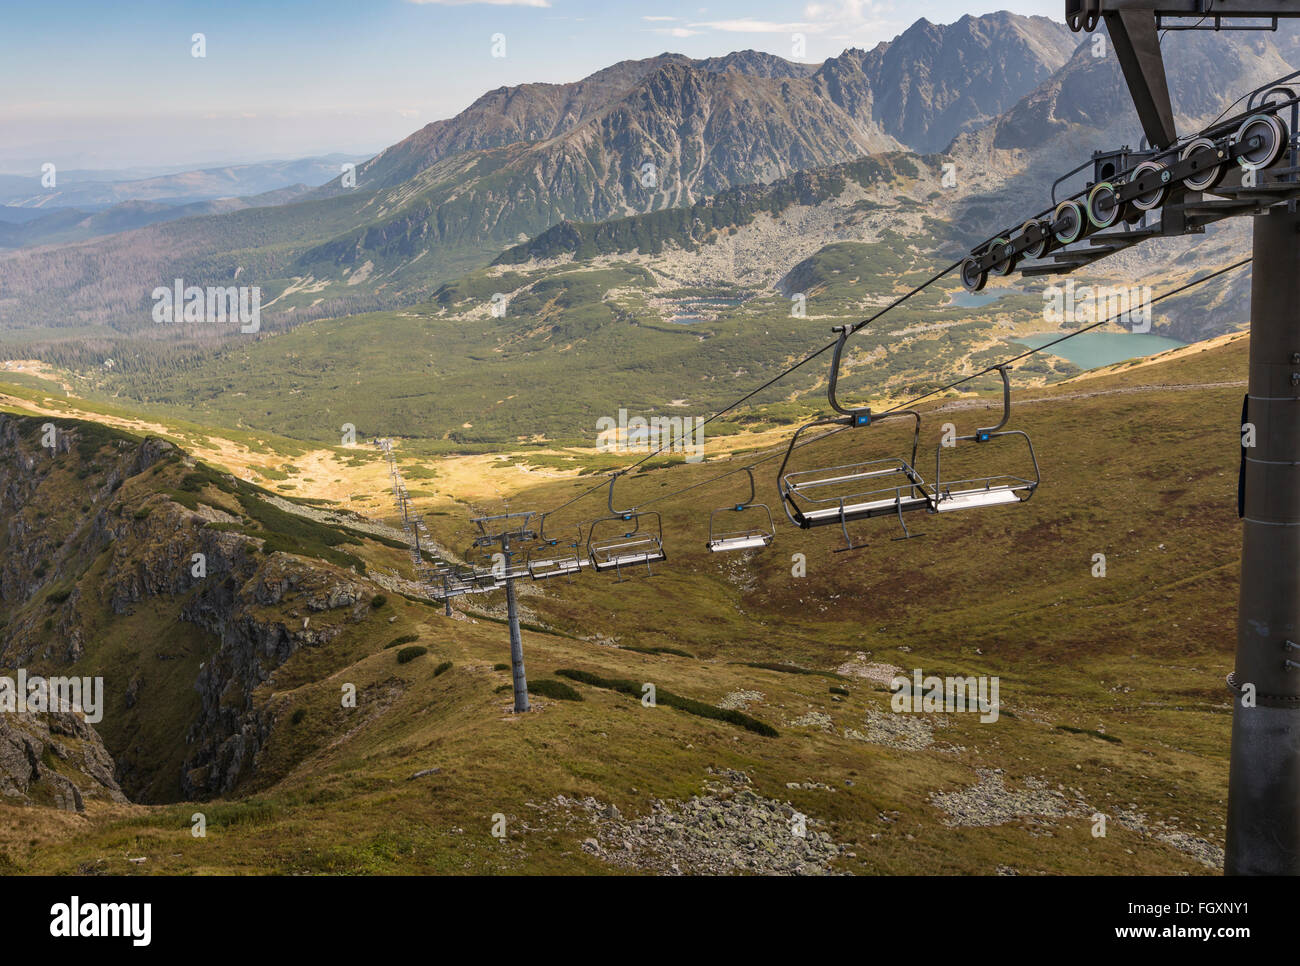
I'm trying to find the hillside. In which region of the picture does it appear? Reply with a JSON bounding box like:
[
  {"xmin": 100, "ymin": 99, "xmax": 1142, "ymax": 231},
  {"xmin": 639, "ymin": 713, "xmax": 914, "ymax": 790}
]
[
  {"xmin": 0, "ymin": 186, "xmax": 317, "ymax": 251},
  {"xmin": 0, "ymin": 333, "xmax": 1249, "ymax": 874},
  {"xmin": 54, "ymin": 134, "xmax": 1255, "ymax": 449}
]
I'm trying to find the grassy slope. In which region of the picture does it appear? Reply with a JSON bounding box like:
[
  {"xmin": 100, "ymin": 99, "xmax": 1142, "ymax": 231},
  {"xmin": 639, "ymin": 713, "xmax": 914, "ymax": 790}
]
[
  {"xmin": 0, "ymin": 336, "xmax": 1247, "ymax": 875},
  {"xmin": 65, "ymin": 237, "xmax": 1083, "ymax": 446}
]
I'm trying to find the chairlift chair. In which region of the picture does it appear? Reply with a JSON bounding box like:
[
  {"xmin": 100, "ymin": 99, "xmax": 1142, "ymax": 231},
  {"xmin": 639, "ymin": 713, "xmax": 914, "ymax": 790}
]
[
  {"xmin": 441, "ymin": 569, "xmax": 475, "ymax": 596},
  {"xmin": 778, "ymin": 325, "xmax": 933, "ymax": 549},
  {"xmin": 527, "ymin": 516, "xmax": 586, "ymax": 580},
  {"xmin": 586, "ymin": 475, "xmax": 667, "ymax": 576},
  {"xmin": 930, "ymin": 365, "xmax": 1040, "ymax": 513},
  {"xmin": 467, "ymin": 568, "xmax": 504, "ymax": 592},
  {"xmin": 464, "ymin": 543, "xmax": 527, "ymax": 583},
  {"xmin": 707, "ymin": 468, "xmax": 775, "ymax": 552}
]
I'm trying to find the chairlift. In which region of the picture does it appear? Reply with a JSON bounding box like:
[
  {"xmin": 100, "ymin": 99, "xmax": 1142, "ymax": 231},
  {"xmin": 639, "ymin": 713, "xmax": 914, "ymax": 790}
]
[
  {"xmin": 778, "ymin": 325, "xmax": 932, "ymax": 549},
  {"xmin": 707, "ymin": 468, "xmax": 775, "ymax": 552},
  {"xmin": 437, "ymin": 567, "xmax": 477, "ymax": 596},
  {"xmin": 465, "ymin": 543, "xmax": 528, "ymax": 582},
  {"xmin": 435, "ymin": 572, "xmax": 471, "ymax": 600},
  {"xmin": 467, "ymin": 567, "xmax": 505, "ymax": 592},
  {"xmin": 586, "ymin": 474, "xmax": 667, "ymax": 576},
  {"xmin": 527, "ymin": 515, "xmax": 586, "ymax": 580},
  {"xmin": 930, "ymin": 365, "xmax": 1040, "ymax": 513}
]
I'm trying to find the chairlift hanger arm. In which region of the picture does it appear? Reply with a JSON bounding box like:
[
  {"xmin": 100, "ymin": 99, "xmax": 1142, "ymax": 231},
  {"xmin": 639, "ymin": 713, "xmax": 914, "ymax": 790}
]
[
  {"xmin": 606, "ymin": 471, "xmax": 637, "ymax": 517},
  {"xmin": 827, "ymin": 326, "xmax": 863, "ymax": 418},
  {"xmin": 977, "ymin": 366, "xmax": 1012, "ymax": 440},
  {"xmin": 829, "ymin": 325, "xmax": 925, "ymax": 428},
  {"xmin": 738, "ymin": 466, "xmax": 757, "ymax": 508}
]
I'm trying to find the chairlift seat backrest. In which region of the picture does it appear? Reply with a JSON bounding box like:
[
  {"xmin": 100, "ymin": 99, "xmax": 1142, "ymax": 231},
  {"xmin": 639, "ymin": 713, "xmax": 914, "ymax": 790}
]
[
  {"xmin": 588, "ymin": 533, "xmax": 666, "ymax": 572},
  {"xmin": 529, "ymin": 557, "xmax": 585, "ymax": 579},
  {"xmin": 708, "ymin": 532, "xmax": 772, "ymax": 553}
]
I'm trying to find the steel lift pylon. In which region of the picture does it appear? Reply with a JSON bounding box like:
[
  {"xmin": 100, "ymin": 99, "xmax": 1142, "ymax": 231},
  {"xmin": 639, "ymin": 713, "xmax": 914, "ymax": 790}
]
[{"xmin": 1066, "ymin": 0, "xmax": 1300, "ymax": 876}]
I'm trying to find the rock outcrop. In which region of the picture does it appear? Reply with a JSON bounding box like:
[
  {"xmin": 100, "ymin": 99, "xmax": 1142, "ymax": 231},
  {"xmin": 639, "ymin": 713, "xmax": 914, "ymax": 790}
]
[
  {"xmin": 0, "ymin": 415, "xmax": 387, "ymax": 805},
  {"xmin": 0, "ymin": 710, "xmax": 127, "ymax": 810}
]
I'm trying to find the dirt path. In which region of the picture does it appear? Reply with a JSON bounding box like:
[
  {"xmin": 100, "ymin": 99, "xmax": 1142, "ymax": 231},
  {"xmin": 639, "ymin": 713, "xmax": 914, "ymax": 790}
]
[{"xmin": 929, "ymin": 380, "xmax": 1248, "ymax": 415}]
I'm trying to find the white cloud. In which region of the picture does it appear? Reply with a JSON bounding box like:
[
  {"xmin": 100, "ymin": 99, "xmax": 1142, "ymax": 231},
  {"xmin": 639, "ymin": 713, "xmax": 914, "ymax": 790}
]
[
  {"xmin": 801, "ymin": 0, "xmax": 903, "ymax": 39},
  {"xmin": 642, "ymin": 15, "xmax": 678, "ymax": 21}
]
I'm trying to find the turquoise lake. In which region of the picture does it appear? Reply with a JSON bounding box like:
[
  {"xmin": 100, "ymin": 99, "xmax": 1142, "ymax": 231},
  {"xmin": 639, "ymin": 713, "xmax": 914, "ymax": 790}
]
[
  {"xmin": 666, "ymin": 297, "xmax": 747, "ymax": 324},
  {"xmin": 1013, "ymin": 331, "xmax": 1186, "ymax": 369}
]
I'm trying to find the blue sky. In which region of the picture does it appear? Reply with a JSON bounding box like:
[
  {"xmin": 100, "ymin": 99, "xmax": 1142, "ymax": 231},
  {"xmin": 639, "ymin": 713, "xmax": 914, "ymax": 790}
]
[{"xmin": 0, "ymin": 0, "xmax": 1065, "ymax": 172}]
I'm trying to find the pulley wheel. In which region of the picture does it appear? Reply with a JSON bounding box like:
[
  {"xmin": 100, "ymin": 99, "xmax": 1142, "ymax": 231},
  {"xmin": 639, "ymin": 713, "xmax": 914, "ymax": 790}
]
[
  {"xmin": 960, "ymin": 255, "xmax": 987, "ymax": 293},
  {"xmin": 1052, "ymin": 199, "xmax": 1087, "ymax": 245},
  {"xmin": 1235, "ymin": 113, "xmax": 1288, "ymax": 171},
  {"xmin": 1129, "ymin": 160, "xmax": 1169, "ymax": 211},
  {"xmin": 1019, "ymin": 219, "xmax": 1051, "ymax": 259},
  {"xmin": 988, "ymin": 237, "xmax": 1018, "ymax": 277},
  {"xmin": 1181, "ymin": 137, "xmax": 1226, "ymax": 192},
  {"xmin": 1085, "ymin": 181, "xmax": 1122, "ymax": 229}
]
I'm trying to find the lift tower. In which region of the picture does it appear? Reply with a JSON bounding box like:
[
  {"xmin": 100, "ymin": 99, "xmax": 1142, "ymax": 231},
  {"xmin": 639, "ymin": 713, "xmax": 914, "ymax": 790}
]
[
  {"xmin": 1067, "ymin": 0, "xmax": 1300, "ymax": 875},
  {"xmin": 470, "ymin": 512, "xmax": 538, "ymax": 713}
]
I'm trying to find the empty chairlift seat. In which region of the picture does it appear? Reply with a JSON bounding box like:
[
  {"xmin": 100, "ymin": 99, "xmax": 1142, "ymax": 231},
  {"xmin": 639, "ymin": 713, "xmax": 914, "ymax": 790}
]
[
  {"xmin": 930, "ymin": 365, "xmax": 1040, "ymax": 513},
  {"xmin": 528, "ymin": 552, "xmax": 585, "ymax": 579},
  {"xmin": 707, "ymin": 468, "xmax": 776, "ymax": 552},
  {"xmin": 586, "ymin": 475, "xmax": 666, "ymax": 576},
  {"xmin": 781, "ymin": 455, "xmax": 931, "ymax": 525},
  {"xmin": 527, "ymin": 520, "xmax": 587, "ymax": 580},
  {"xmin": 777, "ymin": 325, "xmax": 931, "ymax": 547},
  {"xmin": 588, "ymin": 530, "xmax": 665, "ymax": 572}
]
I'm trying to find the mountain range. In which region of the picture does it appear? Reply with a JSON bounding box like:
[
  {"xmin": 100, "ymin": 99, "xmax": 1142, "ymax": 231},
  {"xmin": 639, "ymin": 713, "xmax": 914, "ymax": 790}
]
[
  {"xmin": 0, "ymin": 13, "xmax": 1082, "ymax": 336},
  {"xmin": 0, "ymin": 154, "xmax": 365, "ymax": 210}
]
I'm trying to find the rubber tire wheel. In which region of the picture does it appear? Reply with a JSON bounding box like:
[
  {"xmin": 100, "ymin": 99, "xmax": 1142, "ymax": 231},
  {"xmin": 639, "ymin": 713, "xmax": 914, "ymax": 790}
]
[
  {"xmin": 1129, "ymin": 160, "xmax": 1168, "ymax": 212},
  {"xmin": 989, "ymin": 238, "xmax": 1018, "ymax": 277},
  {"xmin": 960, "ymin": 256, "xmax": 987, "ymax": 293},
  {"xmin": 1236, "ymin": 113, "xmax": 1287, "ymax": 171},
  {"xmin": 1181, "ymin": 137, "xmax": 1225, "ymax": 193},
  {"xmin": 1086, "ymin": 182, "xmax": 1122, "ymax": 229},
  {"xmin": 1020, "ymin": 219, "xmax": 1051, "ymax": 259},
  {"xmin": 1053, "ymin": 200, "xmax": 1086, "ymax": 245}
]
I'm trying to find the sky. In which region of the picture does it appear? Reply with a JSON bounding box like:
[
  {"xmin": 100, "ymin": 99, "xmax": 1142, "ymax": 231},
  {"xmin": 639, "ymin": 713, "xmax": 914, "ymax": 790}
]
[{"xmin": 0, "ymin": 0, "xmax": 1067, "ymax": 173}]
